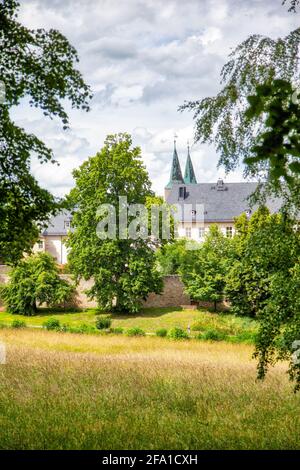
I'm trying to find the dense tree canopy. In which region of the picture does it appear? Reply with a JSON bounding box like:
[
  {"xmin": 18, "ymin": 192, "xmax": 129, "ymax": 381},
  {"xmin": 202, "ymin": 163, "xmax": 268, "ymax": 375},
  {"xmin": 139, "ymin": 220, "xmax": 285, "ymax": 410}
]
[
  {"xmin": 67, "ymin": 134, "xmax": 163, "ymax": 314},
  {"xmin": 180, "ymin": 225, "xmax": 232, "ymax": 311},
  {"xmin": 0, "ymin": 252, "xmax": 74, "ymax": 315},
  {"xmin": 0, "ymin": 0, "xmax": 91, "ymax": 264},
  {"xmin": 243, "ymin": 79, "xmax": 300, "ymax": 207}
]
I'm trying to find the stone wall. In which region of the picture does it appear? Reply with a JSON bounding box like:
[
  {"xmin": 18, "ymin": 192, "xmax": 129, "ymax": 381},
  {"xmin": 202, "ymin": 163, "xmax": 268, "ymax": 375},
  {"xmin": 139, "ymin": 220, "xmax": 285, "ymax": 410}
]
[
  {"xmin": 142, "ymin": 275, "xmax": 191, "ymax": 308},
  {"xmin": 0, "ymin": 272, "xmax": 191, "ymax": 310}
]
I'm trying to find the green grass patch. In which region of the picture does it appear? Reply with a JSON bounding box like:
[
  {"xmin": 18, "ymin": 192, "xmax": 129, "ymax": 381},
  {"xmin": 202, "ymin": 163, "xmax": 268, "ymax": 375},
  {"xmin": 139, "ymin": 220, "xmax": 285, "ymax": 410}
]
[{"xmin": 0, "ymin": 307, "xmax": 258, "ymax": 343}]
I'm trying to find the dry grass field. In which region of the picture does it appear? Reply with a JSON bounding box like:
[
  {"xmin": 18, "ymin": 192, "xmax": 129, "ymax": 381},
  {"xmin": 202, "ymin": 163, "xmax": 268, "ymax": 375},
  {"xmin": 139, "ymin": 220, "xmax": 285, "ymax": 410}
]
[{"xmin": 0, "ymin": 328, "xmax": 299, "ymax": 450}]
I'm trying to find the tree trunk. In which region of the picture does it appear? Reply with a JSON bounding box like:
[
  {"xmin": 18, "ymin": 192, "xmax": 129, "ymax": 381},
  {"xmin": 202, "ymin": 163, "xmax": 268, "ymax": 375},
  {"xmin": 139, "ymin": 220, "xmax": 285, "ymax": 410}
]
[{"xmin": 214, "ymin": 300, "xmax": 217, "ymax": 312}]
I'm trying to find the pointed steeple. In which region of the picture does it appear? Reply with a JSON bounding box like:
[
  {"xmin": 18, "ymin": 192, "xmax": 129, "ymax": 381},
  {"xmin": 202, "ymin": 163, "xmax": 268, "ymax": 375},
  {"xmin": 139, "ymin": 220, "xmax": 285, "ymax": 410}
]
[
  {"xmin": 184, "ymin": 143, "xmax": 197, "ymax": 184},
  {"xmin": 166, "ymin": 137, "xmax": 184, "ymax": 188}
]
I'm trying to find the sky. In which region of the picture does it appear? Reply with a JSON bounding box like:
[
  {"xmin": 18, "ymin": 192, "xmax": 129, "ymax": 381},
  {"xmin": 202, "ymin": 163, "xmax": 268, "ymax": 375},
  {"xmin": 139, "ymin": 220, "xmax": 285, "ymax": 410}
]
[{"xmin": 11, "ymin": 0, "xmax": 300, "ymax": 197}]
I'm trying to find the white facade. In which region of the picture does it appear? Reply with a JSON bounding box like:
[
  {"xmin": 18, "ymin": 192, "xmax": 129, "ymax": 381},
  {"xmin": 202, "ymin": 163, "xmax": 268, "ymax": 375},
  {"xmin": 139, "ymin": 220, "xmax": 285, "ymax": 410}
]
[
  {"xmin": 33, "ymin": 235, "xmax": 68, "ymax": 265},
  {"xmin": 176, "ymin": 222, "xmax": 235, "ymax": 242}
]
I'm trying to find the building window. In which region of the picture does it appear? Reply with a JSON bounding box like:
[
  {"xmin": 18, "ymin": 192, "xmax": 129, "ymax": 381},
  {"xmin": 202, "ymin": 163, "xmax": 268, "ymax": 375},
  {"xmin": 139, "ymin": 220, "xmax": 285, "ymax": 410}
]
[
  {"xmin": 64, "ymin": 220, "xmax": 71, "ymax": 230},
  {"xmin": 37, "ymin": 240, "xmax": 44, "ymax": 249},
  {"xmin": 179, "ymin": 186, "xmax": 186, "ymax": 199},
  {"xmin": 185, "ymin": 227, "xmax": 191, "ymax": 238},
  {"xmin": 226, "ymin": 226, "xmax": 233, "ymax": 238},
  {"xmin": 198, "ymin": 227, "xmax": 205, "ymax": 239}
]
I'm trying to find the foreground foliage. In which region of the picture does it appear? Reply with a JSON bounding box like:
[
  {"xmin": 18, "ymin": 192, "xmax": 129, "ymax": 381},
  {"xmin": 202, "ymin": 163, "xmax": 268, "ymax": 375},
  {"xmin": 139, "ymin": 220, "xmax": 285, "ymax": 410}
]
[{"xmin": 0, "ymin": 0, "xmax": 91, "ymax": 264}]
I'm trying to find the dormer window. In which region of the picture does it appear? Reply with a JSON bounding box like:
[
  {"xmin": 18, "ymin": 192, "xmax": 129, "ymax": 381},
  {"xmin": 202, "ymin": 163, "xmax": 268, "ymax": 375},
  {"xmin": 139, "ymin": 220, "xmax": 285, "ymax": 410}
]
[
  {"xmin": 64, "ymin": 220, "xmax": 71, "ymax": 230},
  {"xmin": 179, "ymin": 186, "xmax": 186, "ymax": 200},
  {"xmin": 217, "ymin": 178, "xmax": 224, "ymax": 190}
]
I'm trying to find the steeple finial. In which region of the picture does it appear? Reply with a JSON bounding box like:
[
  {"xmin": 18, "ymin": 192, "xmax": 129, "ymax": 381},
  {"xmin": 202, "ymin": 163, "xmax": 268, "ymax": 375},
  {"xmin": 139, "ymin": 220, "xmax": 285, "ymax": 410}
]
[
  {"xmin": 166, "ymin": 134, "xmax": 184, "ymax": 188},
  {"xmin": 184, "ymin": 142, "xmax": 197, "ymax": 184}
]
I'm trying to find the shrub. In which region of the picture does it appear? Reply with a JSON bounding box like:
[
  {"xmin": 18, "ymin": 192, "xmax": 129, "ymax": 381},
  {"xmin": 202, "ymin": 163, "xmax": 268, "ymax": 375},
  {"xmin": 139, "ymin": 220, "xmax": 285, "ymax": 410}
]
[
  {"xmin": 11, "ymin": 319, "xmax": 26, "ymax": 329},
  {"xmin": 110, "ymin": 327, "xmax": 124, "ymax": 335},
  {"xmin": 72, "ymin": 323, "xmax": 97, "ymax": 334},
  {"xmin": 95, "ymin": 315, "xmax": 112, "ymax": 330},
  {"xmin": 227, "ymin": 331, "xmax": 257, "ymax": 344},
  {"xmin": 43, "ymin": 318, "xmax": 61, "ymax": 331},
  {"xmin": 156, "ymin": 328, "xmax": 168, "ymax": 337},
  {"xmin": 126, "ymin": 327, "xmax": 146, "ymax": 337},
  {"xmin": 198, "ymin": 329, "xmax": 227, "ymax": 341},
  {"xmin": 168, "ymin": 327, "xmax": 189, "ymax": 340},
  {"xmin": 1, "ymin": 253, "xmax": 75, "ymax": 315}
]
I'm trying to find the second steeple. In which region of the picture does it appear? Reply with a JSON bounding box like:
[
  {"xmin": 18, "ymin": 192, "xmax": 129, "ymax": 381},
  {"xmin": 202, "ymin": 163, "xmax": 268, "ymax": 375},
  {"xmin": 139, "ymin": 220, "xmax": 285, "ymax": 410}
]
[{"xmin": 184, "ymin": 144, "xmax": 197, "ymax": 184}]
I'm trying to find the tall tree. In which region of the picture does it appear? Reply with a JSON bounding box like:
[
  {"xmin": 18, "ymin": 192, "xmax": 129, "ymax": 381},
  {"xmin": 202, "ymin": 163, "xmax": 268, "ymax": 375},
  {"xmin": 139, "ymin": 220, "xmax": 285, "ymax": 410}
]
[
  {"xmin": 0, "ymin": 0, "xmax": 91, "ymax": 264},
  {"xmin": 66, "ymin": 134, "xmax": 163, "ymax": 314},
  {"xmin": 225, "ymin": 207, "xmax": 274, "ymax": 318}
]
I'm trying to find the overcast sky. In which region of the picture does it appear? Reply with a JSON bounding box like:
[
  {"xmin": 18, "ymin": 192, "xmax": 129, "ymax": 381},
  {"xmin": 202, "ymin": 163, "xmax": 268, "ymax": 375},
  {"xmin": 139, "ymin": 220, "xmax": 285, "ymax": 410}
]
[{"xmin": 12, "ymin": 0, "xmax": 299, "ymax": 196}]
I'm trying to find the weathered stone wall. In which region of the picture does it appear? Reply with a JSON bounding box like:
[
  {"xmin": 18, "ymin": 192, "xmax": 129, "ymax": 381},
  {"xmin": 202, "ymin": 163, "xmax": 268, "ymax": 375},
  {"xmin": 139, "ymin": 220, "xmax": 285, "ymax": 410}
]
[{"xmin": 142, "ymin": 275, "xmax": 191, "ymax": 308}]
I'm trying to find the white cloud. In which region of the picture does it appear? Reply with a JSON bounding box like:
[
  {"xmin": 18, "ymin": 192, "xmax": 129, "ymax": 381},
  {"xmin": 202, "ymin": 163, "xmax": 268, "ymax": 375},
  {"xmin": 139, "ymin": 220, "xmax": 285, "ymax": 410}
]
[{"xmin": 13, "ymin": 0, "xmax": 300, "ymax": 196}]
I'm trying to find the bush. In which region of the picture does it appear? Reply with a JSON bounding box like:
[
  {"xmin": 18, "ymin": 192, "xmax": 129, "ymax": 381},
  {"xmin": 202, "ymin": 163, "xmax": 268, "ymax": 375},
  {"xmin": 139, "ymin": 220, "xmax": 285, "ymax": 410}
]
[
  {"xmin": 11, "ymin": 319, "xmax": 26, "ymax": 329},
  {"xmin": 1, "ymin": 253, "xmax": 75, "ymax": 315},
  {"xmin": 69, "ymin": 323, "xmax": 97, "ymax": 334},
  {"xmin": 110, "ymin": 327, "xmax": 124, "ymax": 335},
  {"xmin": 156, "ymin": 328, "xmax": 168, "ymax": 337},
  {"xmin": 126, "ymin": 327, "xmax": 146, "ymax": 337},
  {"xmin": 168, "ymin": 327, "xmax": 189, "ymax": 340},
  {"xmin": 43, "ymin": 318, "xmax": 61, "ymax": 331},
  {"xmin": 227, "ymin": 331, "xmax": 257, "ymax": 344},
  {"xmin": 198, "ymin": 329, "xmax": 227, "ymax": 341},
  {"xmin": 95, "ymin": 315, "xmax": 112, "ymax": 330}
]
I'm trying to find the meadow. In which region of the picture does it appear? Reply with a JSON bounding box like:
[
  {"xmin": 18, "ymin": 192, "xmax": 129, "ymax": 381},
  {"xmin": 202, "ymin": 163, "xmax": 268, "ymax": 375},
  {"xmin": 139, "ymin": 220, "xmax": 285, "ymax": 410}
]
[{"xmin": 0, "ymin": 328, "xmax": 299, "ymax": 450}]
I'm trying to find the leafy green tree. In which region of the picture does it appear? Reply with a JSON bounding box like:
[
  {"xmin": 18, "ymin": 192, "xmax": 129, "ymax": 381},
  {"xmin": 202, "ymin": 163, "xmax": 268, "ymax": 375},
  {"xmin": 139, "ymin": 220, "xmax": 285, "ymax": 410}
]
[
  {"xmin": 243, "ymin": 79, "xmax": 300, "ymax": 209},
  {"xmin": 223, "ymin": 207, "xmax": 300, "ymax": 389},
  {"xmin": 0, "ymin": 0, "xmax": 91, "ymax": 264},
  {"xmin": 66, "ymin": 133, "xmax": 163, "ymax": 314},
  {"xmin": 180, "ymin": 225, "xmax": 232, "ymax": 311},
  {"xmin": 225, "ymin": 207, "xmax": 272, "ymax": 317},
  {"xmin": 156, "ymin": 239, "xmax": 191, "ymax": 275},
  {"xmin": 1, "ymin": 252, "xmax": 74, "ymax": 315}
]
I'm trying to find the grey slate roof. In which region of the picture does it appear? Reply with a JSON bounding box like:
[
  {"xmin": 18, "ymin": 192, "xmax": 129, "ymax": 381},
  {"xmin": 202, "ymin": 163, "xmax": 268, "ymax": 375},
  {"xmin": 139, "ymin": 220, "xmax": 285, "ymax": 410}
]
[
  {"xmin": 165, "ymin": 181, "xmax": 282, "ymax": 223},
  {"xmin": 41, "ymin": 181, "xmax": 283, "ymax": 234},
  {"xmin": 41, "ymin": 210, "xmax": 73, "ymax": 236}
]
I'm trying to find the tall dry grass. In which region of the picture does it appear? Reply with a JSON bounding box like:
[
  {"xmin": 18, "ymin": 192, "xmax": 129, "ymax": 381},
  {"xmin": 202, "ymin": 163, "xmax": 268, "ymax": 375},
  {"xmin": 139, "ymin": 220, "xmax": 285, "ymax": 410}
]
[{"xmin": 0, "ymin": 329, "xmax": 299, "ymax": 449}]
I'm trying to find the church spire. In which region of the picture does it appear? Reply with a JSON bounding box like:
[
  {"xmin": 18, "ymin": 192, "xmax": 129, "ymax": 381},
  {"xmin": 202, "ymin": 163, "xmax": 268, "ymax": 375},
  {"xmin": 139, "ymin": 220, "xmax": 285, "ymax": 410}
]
[
  {"xmin": 166, "ymin": 136, "xmax": 184, "ymax": 188},
  {"xmin": 184, "ymin": 142, "xmax": 197, "ymax": 184}
]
